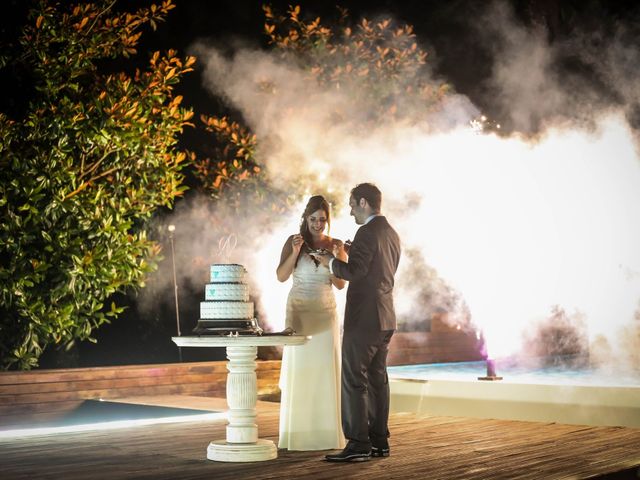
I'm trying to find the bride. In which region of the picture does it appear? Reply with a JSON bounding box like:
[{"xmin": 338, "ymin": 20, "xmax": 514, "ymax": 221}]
[{"xmin": 276, "ymin": 195, "xmax": 347, "ymax": 451}]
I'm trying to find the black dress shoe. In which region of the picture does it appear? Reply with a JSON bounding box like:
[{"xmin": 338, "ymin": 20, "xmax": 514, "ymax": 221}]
[
  {"xmin": 325, "ymin": 447, "xmax": 371, "ymax": 462},
  {"xmin": 371, "ymin": 446, "xmax": 390, "ymax": 457}
]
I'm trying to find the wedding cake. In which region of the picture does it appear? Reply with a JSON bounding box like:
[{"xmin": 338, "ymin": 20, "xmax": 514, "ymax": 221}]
[{"xmin": 193, "ymin": 264, "xmax": 262, "ymax": 335}]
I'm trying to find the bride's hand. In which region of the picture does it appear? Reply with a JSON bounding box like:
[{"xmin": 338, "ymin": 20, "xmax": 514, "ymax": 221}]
[
  {"xmin": 332, "ymin": 240, "xmax": 347, "ymax": 259},
  {"xmin": 291, "ymin": 234, "xmax": 304, "ymax": 255}
]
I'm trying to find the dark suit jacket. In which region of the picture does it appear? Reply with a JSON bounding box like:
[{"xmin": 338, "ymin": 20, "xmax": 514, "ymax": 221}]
[{"xmin": 332, "ymin": 216, "xmax": 401, "ymax": 335}]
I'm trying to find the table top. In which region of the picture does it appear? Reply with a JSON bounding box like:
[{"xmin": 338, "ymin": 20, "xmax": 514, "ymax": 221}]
[{"xmin": 172, "ymin": 335, "xmax": 310, "ymax": 348}]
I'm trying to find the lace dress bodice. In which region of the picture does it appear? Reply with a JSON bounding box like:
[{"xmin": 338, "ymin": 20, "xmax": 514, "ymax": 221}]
[{"xmin": 288, "ymin": 253, "xmax": 336, "ymax": 308}]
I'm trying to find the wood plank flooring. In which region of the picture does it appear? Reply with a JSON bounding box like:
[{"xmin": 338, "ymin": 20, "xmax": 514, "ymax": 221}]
[{"xmin": 1, "ymin": 396, "xmax": 639, "ymax": 480}]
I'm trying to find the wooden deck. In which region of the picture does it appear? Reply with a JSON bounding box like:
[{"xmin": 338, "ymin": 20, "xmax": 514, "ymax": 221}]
[{"xmin": 1, "ymin": 395, "xmax": 639, "ymax": 479}]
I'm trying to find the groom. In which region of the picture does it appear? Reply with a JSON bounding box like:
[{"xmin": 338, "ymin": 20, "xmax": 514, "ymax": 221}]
[{"xmin": 311, "ymin": 183, "xmax": 401, "ymax": 462}]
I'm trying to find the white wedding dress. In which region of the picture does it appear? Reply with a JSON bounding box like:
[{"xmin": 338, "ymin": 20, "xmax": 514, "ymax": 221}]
[{"xmin": 278, "ymin": 253, "xmax": 345, "ymax": 450}]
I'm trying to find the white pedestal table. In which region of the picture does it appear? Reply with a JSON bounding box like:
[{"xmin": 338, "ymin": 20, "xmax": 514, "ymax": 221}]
[{"xmin": 172, "ymin": 334, "xmax": 308, "ymax": 462}]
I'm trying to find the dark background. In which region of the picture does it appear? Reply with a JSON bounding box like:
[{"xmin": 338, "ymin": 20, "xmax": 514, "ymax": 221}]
[{"xmin": 3, "ymin": 0, "xmax": 639, "ymax": 368}]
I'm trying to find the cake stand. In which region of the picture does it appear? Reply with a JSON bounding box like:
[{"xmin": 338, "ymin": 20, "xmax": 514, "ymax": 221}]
[{"xmin": 172, "ymin": 334, "xmax": 309, "ymax": 462}]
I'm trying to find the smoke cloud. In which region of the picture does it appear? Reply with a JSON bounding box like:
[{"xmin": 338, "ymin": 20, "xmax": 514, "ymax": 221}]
[
  {"xmin": 141, "ymin": 1, "xmax": 640, "ymax": 373},
  {"xmin": 477, "ymin": 1, "xmax": 640, "ymax": 134}
]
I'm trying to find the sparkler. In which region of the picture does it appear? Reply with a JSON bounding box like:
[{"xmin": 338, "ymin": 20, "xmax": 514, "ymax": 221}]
[{"xmin": 478, "ymin": 358, "xmax": 503, "ymax": 381}]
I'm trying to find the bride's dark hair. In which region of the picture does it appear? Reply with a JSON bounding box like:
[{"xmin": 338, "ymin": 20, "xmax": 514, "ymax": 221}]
[{"xmin": 296, "ymin": 195, "xmax": 331, "ymax": 268}]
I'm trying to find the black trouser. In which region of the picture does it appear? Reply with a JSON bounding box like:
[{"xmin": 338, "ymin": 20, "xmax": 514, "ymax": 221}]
[{"xmin": 341, "ymin": 329, "xmax": 394, "ymax": 451}]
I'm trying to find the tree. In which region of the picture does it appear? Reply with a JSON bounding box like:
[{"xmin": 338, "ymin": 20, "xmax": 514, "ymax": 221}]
[
  {"xmin": 0, "ymin": 0, "xmax": 194, "ymax": 370},
  {"xmin": 194, "ymin": 4, "xmax": 448, "ymax": 209},
  {"xmin": 264, "ymin": 5, "xmax": 448, "ymax": 122}
]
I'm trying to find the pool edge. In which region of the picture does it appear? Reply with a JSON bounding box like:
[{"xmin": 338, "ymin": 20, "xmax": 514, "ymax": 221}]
[{"xmin": 390, "ymin": 377, "xmax": 640, "ymax": 428}]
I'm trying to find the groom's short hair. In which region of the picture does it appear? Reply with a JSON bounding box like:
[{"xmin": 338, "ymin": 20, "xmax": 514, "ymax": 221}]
[{"xmin": 351, "ymin": 183, "xmax": 382, "ymax": 212}]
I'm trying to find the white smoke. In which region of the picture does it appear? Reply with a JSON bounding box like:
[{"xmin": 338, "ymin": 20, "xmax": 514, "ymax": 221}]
[
  {"xmin": 478, "ymin": 1, "xmax": 640, "ymax": 135},
  {"xmin": 141, "ymin": 2, "xmax": 640, "ymax": 372}
]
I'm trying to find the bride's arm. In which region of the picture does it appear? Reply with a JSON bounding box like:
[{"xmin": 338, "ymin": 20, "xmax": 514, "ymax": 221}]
[
  {"xmin": 330, "ymin": 239, "xmax": 347, "ymax": 289},
  {"xmin": 277, "ymin": 235, "xmax": 299, "ymax": 282}
]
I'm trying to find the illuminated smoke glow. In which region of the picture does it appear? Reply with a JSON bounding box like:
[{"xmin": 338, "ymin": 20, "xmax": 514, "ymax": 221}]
[{"xmin": 144, "ymin": 4, "xmax": 640, "ymax": 371}]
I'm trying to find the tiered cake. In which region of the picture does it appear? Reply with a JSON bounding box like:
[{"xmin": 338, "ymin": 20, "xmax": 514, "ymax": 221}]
[{"xmin": 193, "ymin": 264, "xmax": 262, "ymax": 335}]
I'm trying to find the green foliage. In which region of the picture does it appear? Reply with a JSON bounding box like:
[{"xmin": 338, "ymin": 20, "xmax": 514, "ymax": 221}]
[
  {"xmin": 195, "ymin": 4, "xmax": 448, "ymax": 207},
  {"xmin": 0, "ymin": 0, "xmax": 194, "ymax": 370},
  {"xmin": 195, "ymin": 115, "xmax": 260, "ymax": 200},
  {"xmin": 264, "ymin": 4, "xmax": 448, "ymax": 121}
]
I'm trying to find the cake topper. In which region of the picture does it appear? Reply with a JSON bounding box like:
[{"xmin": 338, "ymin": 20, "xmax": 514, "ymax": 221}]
[{"xmin": 217, "ymin": 234, "xmax": 237, "ymax": 263}]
